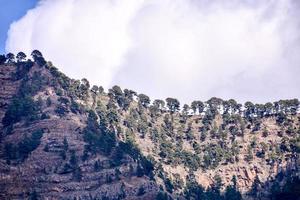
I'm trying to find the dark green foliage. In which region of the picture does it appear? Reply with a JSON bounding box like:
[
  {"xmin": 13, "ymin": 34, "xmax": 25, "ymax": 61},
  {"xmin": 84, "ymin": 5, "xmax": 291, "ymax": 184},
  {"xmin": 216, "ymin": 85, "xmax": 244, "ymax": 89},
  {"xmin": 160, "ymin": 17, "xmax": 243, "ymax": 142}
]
[
  {"xmin": 207, "ymin": 174, "xmax": 223, "ymax": 199},
  {"xmin": 138, "ymin": 94, "xmax": 150, "ymax": 107},
  {"xmin": 156, "ymin": 191, "xmax": 171, "ymax": 200},
  {"xmin": 153, "ymin": 99, "xmax": 165, "ymax": 110},
  {"xmin": 6, "ymin": 53, "xmax": 15, "ymax": 63},
  {"xmin": 64, "ymin": 150, "xmax": 82, "ymax": 181},
  {"xmin": 164, "ymin": 178, "xmax": 174, "ymax": 193},
  {"xmin": 119, "ymin": 183, "xmax": 126, "ymax": 199},
  {"xmin": 136, "ymin": 164, "xmax": 144, "ymax": 177},
  {"xmin": 46, "ymin": 97, "xmax": 52, "ymax": 107},
  {"xmin": 31, "ymin": 50, "xmax": 46, "ymax": 66},
  {"xmin": 43, "ymin": 144, "xmax": 49, "ymax": 152},
  {"xmin": 224, "ymin": 185, "xmax": 242, "ymax": 200},
  {"xmin": 18, "ymin": 130, "xmax": 44, "ymax": 161},
  {"xmin": 60, "ymin": 150, "xmax": 66, "ymax": 160},
  {"xmin": 249, "ymin": 175, "xmax": 260, "ymax": 196},
  {"xmin": 116, "ymin": 141, "xmax": 140, "ymax": 160},
  {"xmin": 63, "ymin": 137, "xmax": 68, "ymax": 151},
  {"xmin": 73, "ymin": 167, "xmax": 82, "ymax": 181},
  {"xmin": 91, "ymin": 85, "xmax": 99, "ymax": 94},
  {"xmin": 184, "ymin": 180, "xmax": 206, "ymax": 200},
  {"xmin": 203, "ymin": 144, "xmax": 224, "ymax": 169},
  {"xmin": 4, "ymin": 129, "xmax": 44, "ymax": 163},
  {"xmin": 113, "ymin": 141, "xmax": 154, "ymax": 177},
  {"xmin": 137, "ymin": 186, "xmax": 146, "ymax": 196},
  {"xmin": 224, "ymin": 99, "xmax": 241, "ymax": 114},
  {"xmin": 20, "ymin": 72, "xmax": 46, "ymax": 96},
  {"xmin": 245, "ymin": 145, "xmax": 253, "ymax": 162},
  {"xmin": 112, "ymin": 85, "xmax": 123, "ymax": 96},
  {"xmin": 106, "ymin": 174, "xmax": 113, "ymax": 183},
  {"xmin": 124, "ymin": 89, "xmax": 136, "ymax": 101},
  {"xmin": 55, "ymin": 89, "xmax": 64, "ymax": 97},
  {"xmin": 109, "ymin": 85, "xmax": 125, "ymax": 107},
  {"xmin": 115, "ymin": 168, "xmax": 121, "ymax": 180},
  {"xmin": 205, "ymin": 97, "xmax": 223, "ymax": 118},
  {"xmin": 58, "ymin": 97, "xmax": 70, "ymax": 105},
  {"xmin": 202, "ymin": 111, "xmax": 214, "ymax": 126},
  {"xmin": 274, "ymin": 99, "xmax": 300, "ymax": 115},
  {"xmin": 176, "ymin": 151, "xmax": 201, "ymax": 170},
  {"xmin": 244, "ymin": 101, "xmax": 255, "ymax": 120},
  {"xmin": 94, "ymin": 160, "xmax": 101, "ymax": 172},
  {"xmin": 83, "ymin": 111, "xmax": 116, "ymax": 156},
  {"xmin": 140, "ymin": 156, "xmax": 154, "ymax": 177},
  {"xmin": 80, "ymin": 149, "xmax": 88, "ymax": 162},
  {"xmin": 2, "ymin": 96, "xmax": 39, "ymax": 127},
  {"xmin": 255, "ymin": 103, "xmax": 266, "ymax": 118},
  {"xmin": 137, "ymin": 119, "xmax": 148, "ymax": 137},
  {"xmin": 276, "ymin": 112, "xmax": 287, "ymax": 125},
  {"xmin": 106, "ymin": 108, "xmax": 119, "ymax": 124},
  {"xmin": 191, "ymin": 100, "xmax": 204, "ymax": 114},
  {"xmin": 99, "ymin": 86, "xmax": 105, "ymax": 94},
  {"xmin": 16, "ymin": 52, "xmax": 27, "ymax": 62},
  {"xmin": 200, "ymin": 130, "xmax": 207, "ymax": 141},
  {"xmin": 224, "ymin": 176, "xmax": 242, "ymax": 200},
  {"xmin": 70, "ymin": 100, "xmax": 81, "ymax": 113},
  {"xmin": 166, "ymin": 98, "xmax": 180, "ymax": 113},
  {"xmin": 0, "ymin": 54, "xmax": 6, "ymax": 64},
  {"xmin": 13, "ymin": 60, "xmax": 34, "ymax": 80},
  {"xmin": 40, "ymin": 113, "xmax": 50, "ymax": 120},
  {"xmin": 55, "ymin": 104, "xmax": 69, "ymax": 117},
  {"xmin": 289, "ymin": 136, "xmax": 300, "ymax": 153},
  {"xmin": 78, "ymin": 78, "xmax": 90, "ymax": 100},
  {"xmin": 70, "ymin": 150, "xmax": 77, "ymax": 166},
  {"xmin": 29, "ymin": 190, "xmax": 39, "ymax": 200},
  {"xmin": 4, "ymin": 143, "xmax": 17, "ymax": 163},
  {"xmin": 31, "ymin": 50, "xmax": 43, "ymax": 59},
  {"xmin": 3, "ymin": 68, "xmax": 47, "ymax": 127},
  {"xmin": 184, "ymin": 175, "xmax": 241, "ymax": 200},
  {"xmin": 270, "ymin": 176, "xmax": 300, "ymax": 200},
  {"xmin": 49, "ymin": 66, "xmax": 72, "ymax": 92}
]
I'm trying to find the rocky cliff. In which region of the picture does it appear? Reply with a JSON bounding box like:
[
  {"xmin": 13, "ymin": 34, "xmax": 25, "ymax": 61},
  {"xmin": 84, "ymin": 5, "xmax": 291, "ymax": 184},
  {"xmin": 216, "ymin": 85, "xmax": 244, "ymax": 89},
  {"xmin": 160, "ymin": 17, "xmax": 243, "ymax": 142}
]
[{"xmin": 0, "ymin": 53, "xmax": 299, "ymax": 200}]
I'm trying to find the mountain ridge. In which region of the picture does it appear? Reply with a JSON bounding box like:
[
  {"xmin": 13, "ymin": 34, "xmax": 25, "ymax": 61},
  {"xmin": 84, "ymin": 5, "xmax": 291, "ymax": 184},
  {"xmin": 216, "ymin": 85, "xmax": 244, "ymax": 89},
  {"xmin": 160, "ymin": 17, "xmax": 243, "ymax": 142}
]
[{"xmin": 0, "ymin": 51, "xmax": 299, "ymax": 200}]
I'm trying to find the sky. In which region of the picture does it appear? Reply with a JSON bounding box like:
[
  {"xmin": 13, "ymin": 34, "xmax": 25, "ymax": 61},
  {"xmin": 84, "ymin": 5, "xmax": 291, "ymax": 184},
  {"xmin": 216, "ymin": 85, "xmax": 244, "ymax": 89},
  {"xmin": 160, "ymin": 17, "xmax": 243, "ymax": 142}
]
[
  {"xmin": 0, "ymin": 0, "xmax": 38, "ymax": 53},
  {"xmin": 3, "ymin": 0, "xmax": 300, "ymax": 104}
]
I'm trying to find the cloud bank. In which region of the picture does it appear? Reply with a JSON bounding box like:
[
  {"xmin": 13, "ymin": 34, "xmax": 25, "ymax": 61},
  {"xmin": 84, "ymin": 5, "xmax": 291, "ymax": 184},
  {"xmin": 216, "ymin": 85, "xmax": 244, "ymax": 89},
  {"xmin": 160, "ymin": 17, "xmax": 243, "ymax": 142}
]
[{"xmin": 6, "ymin": 0, "xmax": 300, "ymax": 103}]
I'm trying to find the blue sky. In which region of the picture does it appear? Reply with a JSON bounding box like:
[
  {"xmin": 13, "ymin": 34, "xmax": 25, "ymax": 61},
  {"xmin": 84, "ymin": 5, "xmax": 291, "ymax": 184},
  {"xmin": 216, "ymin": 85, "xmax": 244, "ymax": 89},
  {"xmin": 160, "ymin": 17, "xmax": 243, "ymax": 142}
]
[{"xmin": 0, "ymin": 0, "xmax": 38, "ymax": 53}]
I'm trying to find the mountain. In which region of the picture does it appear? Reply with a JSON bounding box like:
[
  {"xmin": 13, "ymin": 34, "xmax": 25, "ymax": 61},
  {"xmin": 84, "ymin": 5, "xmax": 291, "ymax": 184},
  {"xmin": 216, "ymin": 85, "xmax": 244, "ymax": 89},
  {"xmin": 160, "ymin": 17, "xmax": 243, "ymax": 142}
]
[{"xmin": 0, "ymin": 51, "xmax": 299, "ymax": 200}]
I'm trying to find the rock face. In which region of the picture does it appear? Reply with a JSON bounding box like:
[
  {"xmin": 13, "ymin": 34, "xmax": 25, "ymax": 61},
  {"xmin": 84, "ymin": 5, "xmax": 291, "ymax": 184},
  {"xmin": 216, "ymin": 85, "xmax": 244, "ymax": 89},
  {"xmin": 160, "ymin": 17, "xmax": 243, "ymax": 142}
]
[
  {"xmin": 0, "ymin": 63, "xmax": 158, "ymax": 200},
  {"xmin": 0, "ymin": 58, "xmax": 299, "ymax": 200},
  {"xmin": 0, "ymin": 65, "xmax": 20, "ymax": 127}
]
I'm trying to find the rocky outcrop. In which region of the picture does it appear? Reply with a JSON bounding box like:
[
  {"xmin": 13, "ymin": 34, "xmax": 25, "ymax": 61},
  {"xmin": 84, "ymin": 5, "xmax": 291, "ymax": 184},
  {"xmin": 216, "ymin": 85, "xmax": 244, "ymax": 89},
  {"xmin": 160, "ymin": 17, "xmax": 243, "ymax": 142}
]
[{"xmin": 0, "ymin": 60, "xmax": 299, "ymax": 200}]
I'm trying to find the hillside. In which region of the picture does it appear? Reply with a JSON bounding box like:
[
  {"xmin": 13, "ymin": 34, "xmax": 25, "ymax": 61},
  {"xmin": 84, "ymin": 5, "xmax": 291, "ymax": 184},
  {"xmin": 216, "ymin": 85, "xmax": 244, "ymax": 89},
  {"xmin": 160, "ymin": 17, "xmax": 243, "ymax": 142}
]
[{"xmin": 0, "ymin": 51, "xmax": 299, "ymax": 200}]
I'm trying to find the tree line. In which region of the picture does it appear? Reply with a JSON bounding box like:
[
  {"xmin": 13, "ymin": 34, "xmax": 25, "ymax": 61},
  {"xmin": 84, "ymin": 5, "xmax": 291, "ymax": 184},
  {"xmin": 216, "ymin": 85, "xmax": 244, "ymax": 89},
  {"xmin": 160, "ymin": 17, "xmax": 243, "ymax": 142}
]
[{"xmin": 2, "ymin": 50, "xmax": 298, "ymax": 121}]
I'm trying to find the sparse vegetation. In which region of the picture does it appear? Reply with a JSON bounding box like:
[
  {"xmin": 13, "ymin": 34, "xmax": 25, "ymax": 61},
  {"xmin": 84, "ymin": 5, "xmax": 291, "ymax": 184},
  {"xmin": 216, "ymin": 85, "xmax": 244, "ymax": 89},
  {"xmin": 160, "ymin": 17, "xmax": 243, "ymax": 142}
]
[{"xmin": 1, "ymin": 50, "xmax": 299, "ymax": 199}]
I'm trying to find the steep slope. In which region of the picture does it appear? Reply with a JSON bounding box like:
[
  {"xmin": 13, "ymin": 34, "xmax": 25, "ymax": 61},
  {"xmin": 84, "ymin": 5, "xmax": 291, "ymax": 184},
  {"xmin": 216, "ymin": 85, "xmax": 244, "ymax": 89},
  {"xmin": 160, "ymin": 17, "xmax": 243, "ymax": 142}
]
[
  {"xmin": 0, "ymin": 60, "xmax": 158, "ymax": 200},
  {"xmin": 0, "ymin": 52, "xmax": 299, "ymax": 200}
]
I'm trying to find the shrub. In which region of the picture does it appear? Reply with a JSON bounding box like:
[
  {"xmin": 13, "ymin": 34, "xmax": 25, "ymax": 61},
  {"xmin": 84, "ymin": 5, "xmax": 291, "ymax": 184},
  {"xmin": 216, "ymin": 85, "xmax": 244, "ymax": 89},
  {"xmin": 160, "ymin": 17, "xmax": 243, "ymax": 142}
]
[
  {"xmin": 2, "ymin": 96, "xmax": 39, "ymax": 127},
  {"xmin": 137, "ymin": 186, "xmax": 146, "ymax": 196},
  {"xmin": 18, "ymin": 130, "xmax": 44, "ymax": 161},
  {"xmin": 83, "ymin": 111, "xmax": 116, "ymax": 156},
  {"xmin": 4, "ymin": 129, "xmax": 44, "ymax": 163}
]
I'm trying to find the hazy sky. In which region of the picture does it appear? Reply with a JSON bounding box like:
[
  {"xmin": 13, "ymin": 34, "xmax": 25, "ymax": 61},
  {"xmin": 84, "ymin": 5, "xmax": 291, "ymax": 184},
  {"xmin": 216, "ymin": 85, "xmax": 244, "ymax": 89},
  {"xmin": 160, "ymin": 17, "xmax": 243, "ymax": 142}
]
[{"xmin": 5, "ymin": 0, "xmax": 300, "ymax": 104}]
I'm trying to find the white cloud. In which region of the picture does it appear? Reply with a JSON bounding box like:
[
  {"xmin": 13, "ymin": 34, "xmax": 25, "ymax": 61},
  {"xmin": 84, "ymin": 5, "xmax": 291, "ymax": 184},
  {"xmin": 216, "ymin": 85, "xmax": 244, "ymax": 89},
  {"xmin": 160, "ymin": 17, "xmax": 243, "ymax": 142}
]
[
  {"xmin": 6, "ymin": 0, "xmax": 300, "ymax": 103},
  {"xmin": 6, "ymin": 0, "xmax": 144, "ymax": 88}
]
